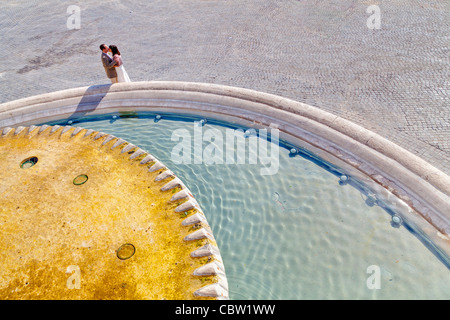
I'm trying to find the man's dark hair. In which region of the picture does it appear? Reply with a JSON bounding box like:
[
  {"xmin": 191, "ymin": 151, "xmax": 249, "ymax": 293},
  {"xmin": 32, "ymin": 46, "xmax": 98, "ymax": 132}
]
[{"xmin": 99, "ymin": 44, "xmax": 107, "ymax": 51}]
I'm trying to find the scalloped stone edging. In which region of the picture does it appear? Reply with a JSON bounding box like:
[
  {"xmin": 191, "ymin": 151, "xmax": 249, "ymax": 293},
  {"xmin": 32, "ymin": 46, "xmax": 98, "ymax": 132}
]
[{"xmin": 0, "ymin": 124, "xmax": 229, "ymax": 300}]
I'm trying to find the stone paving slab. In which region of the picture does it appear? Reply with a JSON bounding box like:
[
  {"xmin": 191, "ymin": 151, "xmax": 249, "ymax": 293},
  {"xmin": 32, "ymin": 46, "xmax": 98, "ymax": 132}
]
[{"xmin": 0, "ymin": 0, "xmax": 448, "ymax": 174}]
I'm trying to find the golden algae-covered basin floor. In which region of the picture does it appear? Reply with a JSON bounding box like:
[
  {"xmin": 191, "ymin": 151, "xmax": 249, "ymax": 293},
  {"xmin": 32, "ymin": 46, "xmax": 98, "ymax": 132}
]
[{"xmin": 0, "ymin": 126, "xmax": 223, "ymax": 299}]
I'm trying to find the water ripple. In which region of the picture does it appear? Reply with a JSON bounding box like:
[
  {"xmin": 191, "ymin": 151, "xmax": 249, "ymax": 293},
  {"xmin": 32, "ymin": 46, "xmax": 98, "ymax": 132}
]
[{"xmin": 73, "ymin": 115, "xmax": 450, "ymax": 300}]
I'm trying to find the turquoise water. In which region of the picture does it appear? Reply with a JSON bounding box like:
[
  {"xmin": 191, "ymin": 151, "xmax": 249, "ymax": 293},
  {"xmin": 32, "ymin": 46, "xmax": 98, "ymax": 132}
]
[{"xmin": 51, "ymin": 113, "xmax": 449, "ymax": 299}]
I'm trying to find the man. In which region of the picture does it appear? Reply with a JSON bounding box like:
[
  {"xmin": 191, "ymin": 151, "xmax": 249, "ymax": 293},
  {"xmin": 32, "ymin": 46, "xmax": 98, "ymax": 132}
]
[{"xmin": 100, "ymin": 44, "xmax": 118, "ymax": 83}]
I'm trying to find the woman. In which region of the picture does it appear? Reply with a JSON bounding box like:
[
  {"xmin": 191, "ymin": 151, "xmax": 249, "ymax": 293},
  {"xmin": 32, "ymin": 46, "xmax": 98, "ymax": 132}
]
[{"xmin": 109, "ymin": 45, "xmax": 131, "ymax": 83}]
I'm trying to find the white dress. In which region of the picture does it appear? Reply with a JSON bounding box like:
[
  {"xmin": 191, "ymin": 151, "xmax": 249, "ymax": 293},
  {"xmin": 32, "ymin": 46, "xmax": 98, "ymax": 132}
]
[{"xmin": 114, "ymin": 55, "xmax": 131, "ymax": 83}]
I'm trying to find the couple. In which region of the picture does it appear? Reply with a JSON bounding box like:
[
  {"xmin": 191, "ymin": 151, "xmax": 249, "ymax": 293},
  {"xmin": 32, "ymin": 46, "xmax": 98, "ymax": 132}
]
[{"xmin": 100, "ymin": 44, "xmax": 131, "ymax": 83}]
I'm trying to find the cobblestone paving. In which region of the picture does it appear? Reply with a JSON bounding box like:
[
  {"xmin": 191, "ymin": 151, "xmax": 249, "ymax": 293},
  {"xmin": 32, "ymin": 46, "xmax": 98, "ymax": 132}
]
[{"xmin": 1, "ymin": 0, "xmax": 448, "ymax": 174}]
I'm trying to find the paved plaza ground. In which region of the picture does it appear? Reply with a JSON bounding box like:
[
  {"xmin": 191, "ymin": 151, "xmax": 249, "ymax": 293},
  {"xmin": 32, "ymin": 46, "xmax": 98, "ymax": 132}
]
[{"xmin": 0, "ymin": 0, "xmax": 448, "ymax": 174}]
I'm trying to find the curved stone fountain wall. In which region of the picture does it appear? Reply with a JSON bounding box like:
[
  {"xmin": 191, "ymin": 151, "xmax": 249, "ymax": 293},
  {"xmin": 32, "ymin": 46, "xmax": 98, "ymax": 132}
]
[{"xmin": 0, "ymin": 81, "xmax": 448, "ymax": 255}]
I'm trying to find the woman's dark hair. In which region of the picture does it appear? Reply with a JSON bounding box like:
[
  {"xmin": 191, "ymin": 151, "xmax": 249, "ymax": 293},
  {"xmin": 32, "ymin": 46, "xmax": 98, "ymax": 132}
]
[{"xmin": 109, "ymin": 45, "xmax": 120, "ymax": 56}]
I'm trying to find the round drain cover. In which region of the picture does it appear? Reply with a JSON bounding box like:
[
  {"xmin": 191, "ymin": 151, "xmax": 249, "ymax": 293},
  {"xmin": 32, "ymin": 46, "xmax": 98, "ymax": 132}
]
[
  {"xmin": 73, "ymin": 174, "xmax": 88, "ymax": 185},
  {"xmin": 117, "ymin": 243, "xmax": 135, "ymax": 260},
  {"xmin": 20, "ymin": 156, "xmax": 38, "ymax": 169}
]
